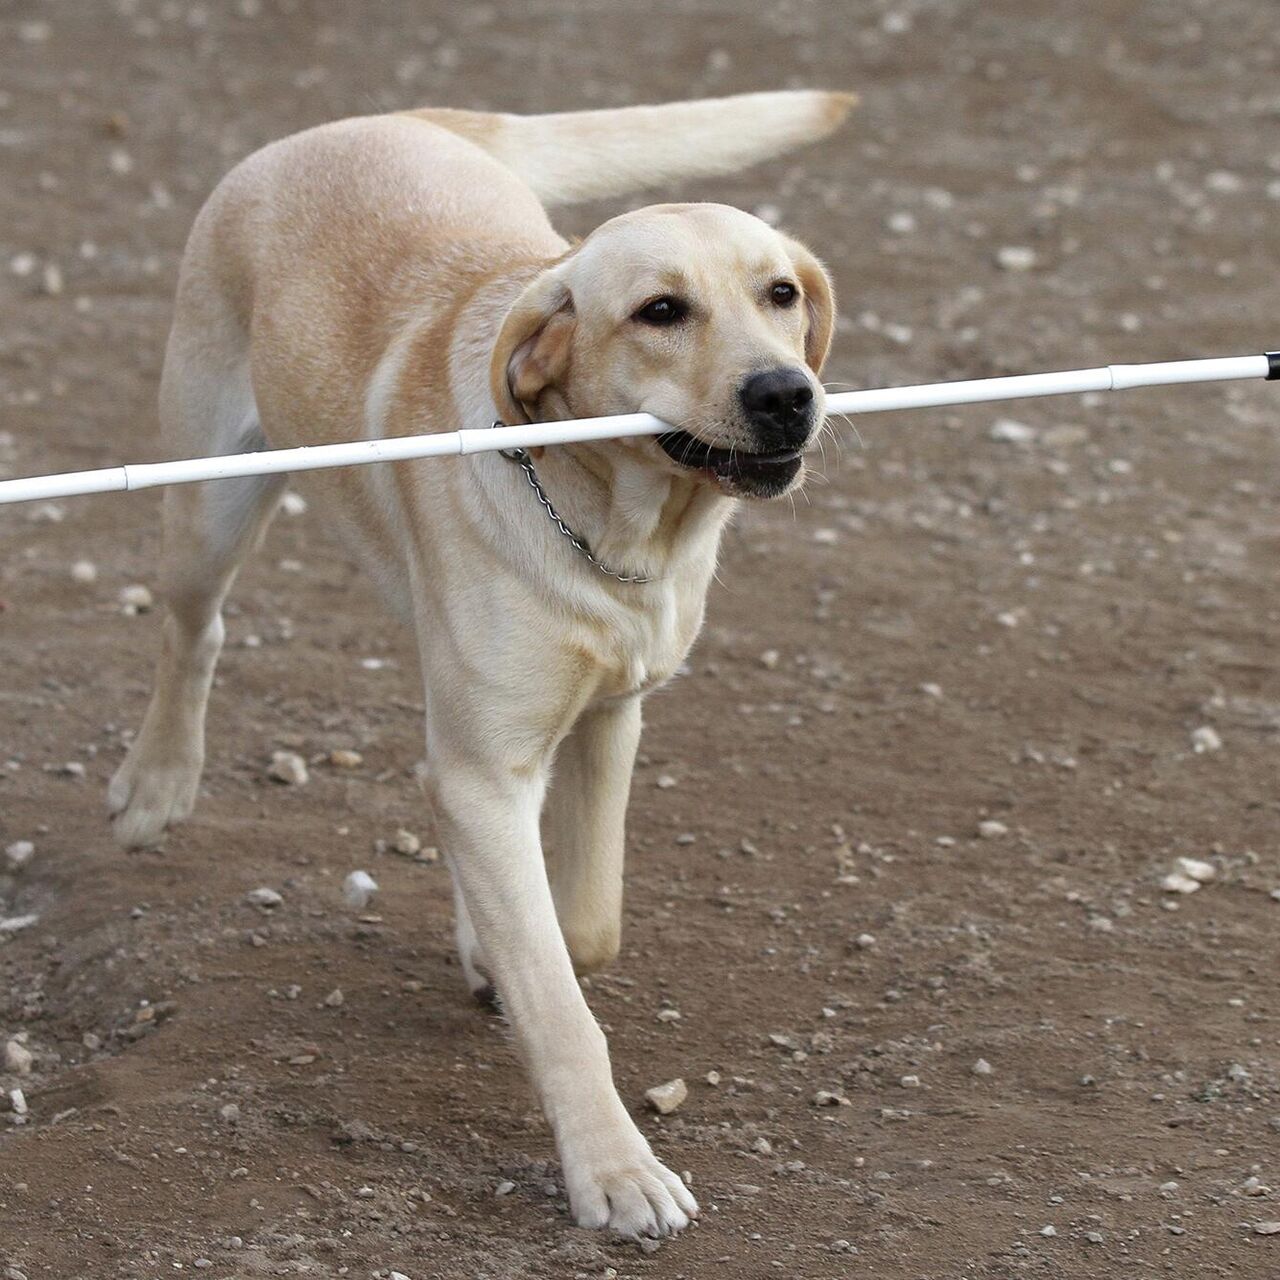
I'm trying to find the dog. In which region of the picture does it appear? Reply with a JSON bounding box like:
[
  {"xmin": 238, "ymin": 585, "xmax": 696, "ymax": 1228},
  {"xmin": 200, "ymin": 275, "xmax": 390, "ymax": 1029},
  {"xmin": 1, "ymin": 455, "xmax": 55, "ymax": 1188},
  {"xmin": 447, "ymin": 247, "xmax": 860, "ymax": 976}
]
[{"xmin": 107, "ymin": 90, "xmax": 853, "ymax": 1237}]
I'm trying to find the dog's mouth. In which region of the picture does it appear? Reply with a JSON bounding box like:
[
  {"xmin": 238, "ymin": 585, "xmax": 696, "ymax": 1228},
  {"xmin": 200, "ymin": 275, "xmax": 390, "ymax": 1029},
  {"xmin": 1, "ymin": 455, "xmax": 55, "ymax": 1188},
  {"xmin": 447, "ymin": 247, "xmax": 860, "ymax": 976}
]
[{"xmin": 656, "ymin": 430, "xmax": 805, "ymax": 493}]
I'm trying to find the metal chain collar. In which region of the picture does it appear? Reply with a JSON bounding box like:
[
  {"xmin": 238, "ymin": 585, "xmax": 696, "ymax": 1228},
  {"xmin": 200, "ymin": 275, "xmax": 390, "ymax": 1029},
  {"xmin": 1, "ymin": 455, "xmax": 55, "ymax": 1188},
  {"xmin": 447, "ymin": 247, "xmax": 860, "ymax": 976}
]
[{"xmin": 497, "ymin": 437, "xmax": 653, "ymax": 585}]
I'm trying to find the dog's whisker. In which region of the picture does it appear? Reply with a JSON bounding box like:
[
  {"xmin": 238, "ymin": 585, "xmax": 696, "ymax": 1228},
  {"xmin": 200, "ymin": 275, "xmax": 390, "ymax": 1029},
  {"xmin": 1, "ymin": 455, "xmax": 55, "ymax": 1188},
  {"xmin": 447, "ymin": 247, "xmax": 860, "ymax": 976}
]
[{"xmin": 828, "ymin": 410, "xmax": 865, "ymax": 451}]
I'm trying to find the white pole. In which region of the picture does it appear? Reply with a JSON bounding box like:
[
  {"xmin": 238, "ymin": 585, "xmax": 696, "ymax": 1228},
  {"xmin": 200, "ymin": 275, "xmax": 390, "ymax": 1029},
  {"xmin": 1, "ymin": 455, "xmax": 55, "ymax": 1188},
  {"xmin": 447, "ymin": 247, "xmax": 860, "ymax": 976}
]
[{"xmin": 0, "ymin": 353, "xmax": 1275, "ymax": 507}]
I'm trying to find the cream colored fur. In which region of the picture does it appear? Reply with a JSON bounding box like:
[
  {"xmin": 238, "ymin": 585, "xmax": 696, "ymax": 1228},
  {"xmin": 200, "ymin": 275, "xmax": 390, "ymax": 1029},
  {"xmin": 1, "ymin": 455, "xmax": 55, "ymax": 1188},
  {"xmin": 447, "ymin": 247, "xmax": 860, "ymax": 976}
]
[{"xmin": 107, "ymin": 90, "xmax": 853, "ymax": 1238}]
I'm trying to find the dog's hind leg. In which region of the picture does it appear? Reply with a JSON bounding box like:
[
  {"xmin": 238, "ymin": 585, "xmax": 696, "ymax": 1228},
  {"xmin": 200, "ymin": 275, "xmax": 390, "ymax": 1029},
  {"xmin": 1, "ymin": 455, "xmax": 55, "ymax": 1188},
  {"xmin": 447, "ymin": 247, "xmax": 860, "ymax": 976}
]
[{"xmin": 109, "ymin": 322, "xmax": 285, "ymax": 847}]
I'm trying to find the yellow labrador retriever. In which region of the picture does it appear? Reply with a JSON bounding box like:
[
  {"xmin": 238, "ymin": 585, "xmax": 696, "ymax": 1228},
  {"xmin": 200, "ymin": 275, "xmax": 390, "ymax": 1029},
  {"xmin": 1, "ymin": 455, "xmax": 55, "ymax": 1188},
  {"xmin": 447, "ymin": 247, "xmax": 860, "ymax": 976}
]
[{"xmin": 108, "ymin": 90, "xmax": 852, "ymax": 1237}]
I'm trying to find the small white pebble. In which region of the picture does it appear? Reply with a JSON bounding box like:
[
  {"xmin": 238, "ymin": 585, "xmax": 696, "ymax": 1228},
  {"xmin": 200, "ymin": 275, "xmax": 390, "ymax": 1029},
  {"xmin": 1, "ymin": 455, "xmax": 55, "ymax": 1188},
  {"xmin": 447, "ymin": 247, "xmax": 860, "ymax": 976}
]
[
  {"xmin": 855, "ymin": 932, "xmax": 876, "ymax": 949},
  {"xmin": 5, "ymin": 840, "xmax": 34, "ymax": 869},
  {"xmin": 342, "ymin": 870, "xmax": 378, "ymax": 910},
  {"xmin": 118, "ymin": 583, "xmax": 153, "ymax": 613},
  {"xmin": 919, "ymin": 682, "xmax": 943, "ymax": 698},
  {"xmin": 899, "ymin": 1074, "xmax": 921, "ymax": 1088},
  {"xmin": 391, "ymin": 828, "xmax": 421, "ymax": 856},
  {"xmin": 1040, "ymin": 1224, "xmax": 1057, "ymax": 1237},
  {"xmin": 1191, "ymin": 725, "xmax": 1223, "ymax": 753},
  {"xmin": 70, "ymin": 559, "xmax": 97, "ymax": 584},
  {"xmin": 996, "ymin": 245, "xmax": 1037, "ymax": 271},
  {"xmin": 4, "ymin": 1040, "xmax": 34, "ymax": 1076},
  {"xmin": 246, "ymin": 887, "xmax": 282, "ymax": 910},
  {"xmin": 758, "ymin": 649, "xmax": 781, "ymax": 670},
  {"xmin": 645, "ymin": 1078, "xmax": 688, "ymax": 1114},
  {"xmin": 655, "ymin": 774, "xmax": 677, "ymax": 790},
  {"xmin": 1205, "ymin": 169, "xmax": 1244, "ymax": 193},
  {"xmin": 267, "ymin": 750, "xmax": 308, "ymax": 785},
  {"xmin": 494, "ymin": 1180, "xmax": 516, "ymax": 1197},
  {"xmin": 324, "ymin": 988, "xmax": 345, "ymax": 1008},
  {"xmin": 328, "ymin": 748, "xmax": 363, "ymax": 769},
  {"xmin": 812, "ymin": 527, "xmax": 839, "ymax": 545},
  {"xmin": 1175, "ymin": 856, "xmax": 1215, "ymax": 884},
  {"xmin": 279, "ymin": 491, "xmax": 308, "ymax": 516},
  {"xmin": 812, "ymin": 1089, "xmax": 850, "ymax": 1107},
  {"xmin": 990, "ymin": 418, "xmax": 1036, "ymax": 444},
  {"xmin": 1161, "ymin": 871, "xmax": 1201, "ymax": 895},
  {"xmin": 972, "ymin": 1058, "xmax": 994, "ymax": 1076},
  {"xmin": 977, "ymin": 819, "xmax": 1008, "ymax": 839}
]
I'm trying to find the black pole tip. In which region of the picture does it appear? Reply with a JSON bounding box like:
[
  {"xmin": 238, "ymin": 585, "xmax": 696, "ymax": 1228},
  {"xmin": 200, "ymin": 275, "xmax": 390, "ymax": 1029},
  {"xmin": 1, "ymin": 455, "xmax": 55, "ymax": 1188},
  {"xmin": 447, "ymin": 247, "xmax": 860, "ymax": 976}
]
[{"xmin": 1267, "ymin": 352, "xmax": 1280, "ymax": 381}]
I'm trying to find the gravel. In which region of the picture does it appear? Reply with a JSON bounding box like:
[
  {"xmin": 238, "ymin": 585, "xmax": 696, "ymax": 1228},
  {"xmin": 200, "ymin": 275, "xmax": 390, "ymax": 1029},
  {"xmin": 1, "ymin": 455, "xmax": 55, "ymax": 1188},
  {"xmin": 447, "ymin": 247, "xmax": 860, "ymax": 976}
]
[
  {"xmin": 995, "ymin": 245, "xmax": 1037, "ymax": 271},
  {"xmin": 342, "ymin": 870, "xmax": 378, "ymax": 910},
  {"xmin": 117, "ymin": 583, "xmax": 153, "ymax": 614},
  {"xmin": 267, "ymin": 750, "xmax": 308, "ymax": 785},
  {"xmin": 644, "ymin": 1078, "xmax": 688, "ymax": 1114},
  {"xmin": 4, "ymin": 1040, "xmax": 34, "ymax": 1075},
  {"xmin": 4, "ymin": 840, "xmax": 34, "ymax": 870},
  {"xmin": 391, "ymin": 828, "xmax": 421, "ymax": 856},
  {"xmin": 989, "ymin": 419, "xmax": 1036, "ymax": 444}
]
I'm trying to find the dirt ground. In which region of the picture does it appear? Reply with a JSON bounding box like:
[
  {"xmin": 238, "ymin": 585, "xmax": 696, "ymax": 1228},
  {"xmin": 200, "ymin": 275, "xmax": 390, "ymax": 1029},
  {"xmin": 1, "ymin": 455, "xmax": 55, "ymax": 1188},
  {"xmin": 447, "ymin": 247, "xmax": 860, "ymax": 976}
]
[{"xmin": 2, "ymin": 1, "xmax": 1279, "ymax": 1276}]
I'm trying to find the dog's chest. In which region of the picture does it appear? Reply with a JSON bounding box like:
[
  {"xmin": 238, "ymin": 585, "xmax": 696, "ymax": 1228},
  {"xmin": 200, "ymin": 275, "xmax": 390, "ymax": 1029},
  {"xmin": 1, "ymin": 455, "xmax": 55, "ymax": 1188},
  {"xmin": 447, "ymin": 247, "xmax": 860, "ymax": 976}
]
[{"xmin": 592, "ymin": 587, "xmax": 703, "ymax": 703}]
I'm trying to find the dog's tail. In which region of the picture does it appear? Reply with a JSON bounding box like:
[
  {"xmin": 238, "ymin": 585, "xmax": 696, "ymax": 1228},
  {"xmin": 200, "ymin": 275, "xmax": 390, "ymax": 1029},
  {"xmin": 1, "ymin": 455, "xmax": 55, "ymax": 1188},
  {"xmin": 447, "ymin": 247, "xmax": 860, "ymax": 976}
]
[{"xmin": 407, "ymin": 91, "xmax": 855, "ymax": 207}]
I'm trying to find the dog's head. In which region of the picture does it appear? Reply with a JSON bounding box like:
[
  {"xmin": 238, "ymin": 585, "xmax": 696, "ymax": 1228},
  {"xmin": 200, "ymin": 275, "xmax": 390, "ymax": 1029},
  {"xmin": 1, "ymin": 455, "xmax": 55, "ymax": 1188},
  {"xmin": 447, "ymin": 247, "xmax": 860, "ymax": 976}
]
[{"xmin": 490, "ymin": 203, "xmax": 835, "ymax": 499}]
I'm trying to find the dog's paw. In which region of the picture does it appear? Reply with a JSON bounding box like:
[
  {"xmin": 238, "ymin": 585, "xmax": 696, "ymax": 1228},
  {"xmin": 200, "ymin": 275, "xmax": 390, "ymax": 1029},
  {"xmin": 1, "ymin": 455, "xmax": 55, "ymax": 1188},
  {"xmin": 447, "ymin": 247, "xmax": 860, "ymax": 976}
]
[
  {"xmin": 107, "ymin": 749, "xmax": 202, "ymax": 848},
  {"xmin": 563, "ymin": 1142, "xmax": 698, "ymax": 1238}
]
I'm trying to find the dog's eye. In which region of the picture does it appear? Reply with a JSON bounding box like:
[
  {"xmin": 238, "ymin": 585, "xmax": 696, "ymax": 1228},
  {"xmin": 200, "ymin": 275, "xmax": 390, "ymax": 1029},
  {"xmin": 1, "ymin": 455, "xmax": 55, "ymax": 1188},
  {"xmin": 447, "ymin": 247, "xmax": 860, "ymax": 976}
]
[
  {"xmin": 770, "ymin": 281, "xmax": 799, "ymax": 308},
  {"xmin": 633, "ymin": 296, "xmax": 687, "ymax": 326}
]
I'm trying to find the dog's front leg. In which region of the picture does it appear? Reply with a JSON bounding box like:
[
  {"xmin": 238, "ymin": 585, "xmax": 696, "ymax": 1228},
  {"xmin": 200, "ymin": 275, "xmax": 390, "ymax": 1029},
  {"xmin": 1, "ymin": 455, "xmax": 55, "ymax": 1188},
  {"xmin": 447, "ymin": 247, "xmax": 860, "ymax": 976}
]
[
  {"xmin": 423, "ymin": 731, "xmax": 697, "ymax": 1237},
  {"xmin": 543, "ymin": 698, "xmax": 641, "ymax": 975}
]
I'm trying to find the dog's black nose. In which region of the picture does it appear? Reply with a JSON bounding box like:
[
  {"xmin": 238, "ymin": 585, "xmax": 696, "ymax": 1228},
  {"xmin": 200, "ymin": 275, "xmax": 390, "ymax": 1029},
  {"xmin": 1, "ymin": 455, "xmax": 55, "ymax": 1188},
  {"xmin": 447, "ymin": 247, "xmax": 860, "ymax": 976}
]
[{"xmin": 739, "ymin": 367, "xmax": 815, "ymax": 445}]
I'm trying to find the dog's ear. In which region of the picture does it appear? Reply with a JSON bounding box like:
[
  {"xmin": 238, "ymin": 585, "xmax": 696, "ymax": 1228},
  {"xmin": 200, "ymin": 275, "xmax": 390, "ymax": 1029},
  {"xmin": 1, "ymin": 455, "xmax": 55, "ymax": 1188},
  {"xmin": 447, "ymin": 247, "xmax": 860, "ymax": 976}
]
[
  {"xmin": 784, "ymin": 238, "xmax": 836, "ymax": 374},
  {"xmin": 490, "ymin": 268, "xmax": 576, "ymax": 424}
]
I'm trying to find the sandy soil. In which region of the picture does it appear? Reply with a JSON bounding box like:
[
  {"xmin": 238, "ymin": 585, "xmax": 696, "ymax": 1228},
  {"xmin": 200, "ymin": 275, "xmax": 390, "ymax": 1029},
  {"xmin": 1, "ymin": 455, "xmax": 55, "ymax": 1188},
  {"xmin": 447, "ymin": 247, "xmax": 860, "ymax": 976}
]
[{"xmin": 2, "ymin": 1, "xmax": 1279, "ymax": 1277}]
